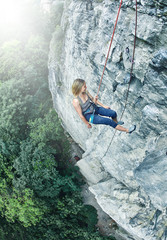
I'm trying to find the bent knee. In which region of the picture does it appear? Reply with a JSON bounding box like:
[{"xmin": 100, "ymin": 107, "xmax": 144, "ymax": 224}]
[{"xmin": 112, "ymin": 111, "xmax": 117, "ymax": 119}]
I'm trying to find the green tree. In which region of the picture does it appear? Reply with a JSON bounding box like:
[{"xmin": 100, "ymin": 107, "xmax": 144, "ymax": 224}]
[
  {"xmin": 0, "ymin": 40, "xmax": 26, "ymax": 81},
  {"xmin": 13, "ymin": 139, "xmax": 74, "ymax": 198},
  {"xmin": 24, "ymin": 35, "xmax": 48, "ymax": 78},
  {"xmin": 28, "ymin": 109, "xmax": 69, "ymax": 157},
  {"xmin": 0, "ymin": 155, "xmax": 47, "ymax": 228},
  {"xmin": 0, "ymin": 0, "xmax": 116, "ymax": 239},
  {"xmin": 0, "ymin": 36, "xmax": 50, "ymax": 139}
]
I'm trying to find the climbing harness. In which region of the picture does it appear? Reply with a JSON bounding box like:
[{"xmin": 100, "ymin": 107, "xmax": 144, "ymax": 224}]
[
  {"xmin": 89, "ymin": 113, "xmax": 94, "ymax": 123},
  {"xmin": 97, "ymin": 0, "xmax": 138, "ymax": 156}
]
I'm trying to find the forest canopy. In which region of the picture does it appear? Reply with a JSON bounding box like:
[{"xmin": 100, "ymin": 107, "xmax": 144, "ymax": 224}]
[{"xmin": 0, "ymin": 0, "xmax": 115, "ymax": 239}]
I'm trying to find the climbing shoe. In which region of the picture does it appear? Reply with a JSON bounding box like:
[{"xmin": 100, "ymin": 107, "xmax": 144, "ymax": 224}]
[
  {"xmin": 128, "ymin": 125, "xmax": 136, "ymax": 134},
  {"xmin": 117, "ymin": 121, "xmax": 124, "ymax": 125}
]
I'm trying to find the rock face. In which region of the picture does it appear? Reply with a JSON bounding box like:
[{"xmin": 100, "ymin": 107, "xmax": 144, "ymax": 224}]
[{"xmin": 48, "ymin": 0, "xmax": 167, "ymax": 239}]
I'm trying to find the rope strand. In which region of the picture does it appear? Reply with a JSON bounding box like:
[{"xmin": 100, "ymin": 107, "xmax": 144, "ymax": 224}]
[
  {"xmin": 120, "ymin": 0, "xmax": 138, "ymax": 120},
  {"xmin": 96, "ymin": 0, "xmax": 123, "ymax": 97},
  {"xmin": 103, "ymin": 0, "xmax": 138, "ymax": 157}
]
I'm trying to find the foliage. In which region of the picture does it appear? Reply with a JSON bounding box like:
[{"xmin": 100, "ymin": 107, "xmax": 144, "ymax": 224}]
[
  {"xmin": 0, "ymin": 0, "xmax": 116, "ymax": 239},
  {"xmin": 24, "ymin": 198, "xmax": 115, "ymax": 240},
  {"xmin": 0, "ymin": 35, "xmax": 48, "ymax": 82},
  {"xmin": 0, "ymin": 78, "xmax": 31, "ymax": 139},
  {"xmin": 0, "ymin": 216, "xmax": 29, "ymax": 240},
  {"xmin": 0, "ymin": 156, "xmax": 46, "ymax": 227},
  {"xmin": 0, "ymin": 40, "xmax": 26, "ymax": 81},
  {"xmin": 28, "ymin": 109, "xmax": 69, "ymax": 156},
  {"xmin": 0, "ymin": 153, "xmax": 46, "ymax": 228},
  {"xmin": 24, "ymin": 35, "xmax": 48, "ymax": 78},
  {"xmin": 0, "ymin": 36, "xmax": 50, "ymax": 140},
  {"xmin": 13, "ymin": 141, "xmax": 76, "ymax": 199}
]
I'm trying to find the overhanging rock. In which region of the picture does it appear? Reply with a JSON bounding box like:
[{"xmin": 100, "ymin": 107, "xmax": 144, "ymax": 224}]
[{"xmin": 48, "ymin": 0, "xmax": 167, "ymax": 239}]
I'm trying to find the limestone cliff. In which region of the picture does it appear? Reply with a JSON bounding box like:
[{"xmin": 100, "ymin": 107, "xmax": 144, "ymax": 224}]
[{"xmin": 48, "ymin": 0, "xmax": 167, "ymax": 239}]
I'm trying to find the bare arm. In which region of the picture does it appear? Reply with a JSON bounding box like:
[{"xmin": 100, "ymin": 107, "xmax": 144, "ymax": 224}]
[
  {"xmin": 72, "ymin": 99, "xmax": 92, "ymax": 128},
  {"xmin": 87, "ymin": 91, "xmax": 110, "ymax": 109}
]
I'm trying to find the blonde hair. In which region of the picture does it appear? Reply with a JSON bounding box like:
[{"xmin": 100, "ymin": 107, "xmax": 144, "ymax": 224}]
[{"xmin": 72, "ymin": 79, "xmax": 85, "ymax": 96}]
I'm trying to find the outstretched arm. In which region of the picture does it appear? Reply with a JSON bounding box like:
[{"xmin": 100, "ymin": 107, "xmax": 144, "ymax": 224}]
[{"xmin": 72, "ymin": 99, "xmax": 92, "ymax": 128}]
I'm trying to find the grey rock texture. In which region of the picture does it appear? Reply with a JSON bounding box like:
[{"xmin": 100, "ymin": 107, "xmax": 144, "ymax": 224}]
[{"xmin": 48, "ymin": 0, "xmax": 167, "ymax": 239}]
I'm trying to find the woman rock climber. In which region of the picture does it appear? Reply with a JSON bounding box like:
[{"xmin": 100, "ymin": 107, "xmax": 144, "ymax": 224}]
[{"xmin": 72, "ymin": 79, "xmax": 136, "ymax": 133}]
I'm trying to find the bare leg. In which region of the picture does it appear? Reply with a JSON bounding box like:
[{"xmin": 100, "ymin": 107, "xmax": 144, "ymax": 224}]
[{"xmin": 115, "ymin": 125, "xmax": 129, "ymax": 133}]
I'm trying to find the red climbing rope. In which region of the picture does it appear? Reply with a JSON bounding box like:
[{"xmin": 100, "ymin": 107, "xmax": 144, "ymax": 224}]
[
  {"xmin": 103, "ymin": 0, "xmax": 138, "ymax": 156},
  {"xmin": 96, "ymin": 0, "xmax": 123, "ymax": 97}
]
